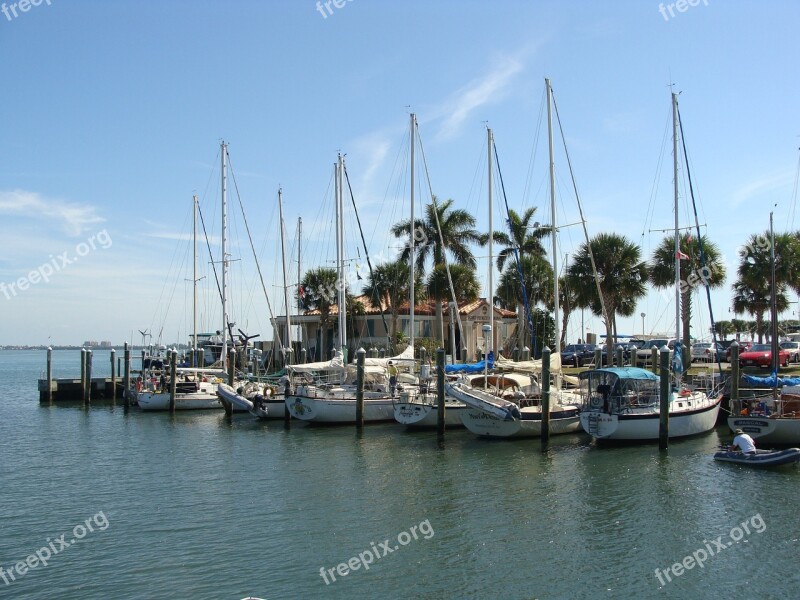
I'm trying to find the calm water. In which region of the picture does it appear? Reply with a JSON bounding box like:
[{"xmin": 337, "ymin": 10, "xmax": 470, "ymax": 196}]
[{"xmin": 1, "ymin": 349, "xmax": 798, "ymax": 599}]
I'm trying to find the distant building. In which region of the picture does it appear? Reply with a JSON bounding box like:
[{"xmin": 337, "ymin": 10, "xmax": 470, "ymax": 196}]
[{"xmin": 273, "ymin": 296, "xmax": 516, "ymax": 362}]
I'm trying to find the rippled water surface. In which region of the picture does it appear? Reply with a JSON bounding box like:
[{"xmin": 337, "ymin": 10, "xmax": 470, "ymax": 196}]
[{"xmin": 1, "ymin": 349, "xmax": 798, "ymax": 599}]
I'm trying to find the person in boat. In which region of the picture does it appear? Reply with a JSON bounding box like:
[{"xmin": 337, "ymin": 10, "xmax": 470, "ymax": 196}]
[
  {"xmin": 731, "ymin": 429, "xmax": 757, "ymax": 455},
  {"xmin": 388, "ymin": 361, "xmax": 398, "ymax": 397}
]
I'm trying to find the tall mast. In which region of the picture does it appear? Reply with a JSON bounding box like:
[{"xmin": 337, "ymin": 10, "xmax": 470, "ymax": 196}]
[
  {"xmin": 672, "ymin": 92, "xmax": 681, "ymax": 349},
  {"xmin": 770, "ymin": 211, "xmax": 778, "ymax": 378},
  {"xmin": 297, "ymin": 216, "xmax": 302, "ymax": 352},
  {"xmin": 192, "ymin": 194, "xmax": 198, "ymax": 365},
  {"xmin": 487, "ymin": 127, "xmax": 494, "ymax": 359},
  {"xmin": 409, "ymin": 113, "xmax": 416, "ymax": 351},
  {"xmin": 279, "ymin": 188, "xmax": 293, "ymax": 356},
  {"xmin": 221, "ymin": 141, "xmax": 228, "ymax": 369},
  {"xmin": 336, "ymin": 154, "xmax": 347, "ymax": 356},
  {"xmin": 547, "ymin": 78, "xmax": 560, "ymax": 355}
]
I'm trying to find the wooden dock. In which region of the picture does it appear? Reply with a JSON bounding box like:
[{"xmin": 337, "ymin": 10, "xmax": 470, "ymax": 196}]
[{"xmin": 38, "ymin": 377, "xmax": 124, "ymax": 402}]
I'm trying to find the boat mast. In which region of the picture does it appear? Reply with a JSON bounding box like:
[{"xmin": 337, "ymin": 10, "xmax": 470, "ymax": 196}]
[
  {"xmin": 409, "ymin": 113, "xmax": 416, "ymax": 351},
  {"xmin": 336, "ymin": 154, "xmax": 347, "ymax": 359},
  {"xmin": 279, "ymin": 188, "xmax": 293, "ymax": 362},
  {"xmin": 547, "ymin": 78, "xmax": 560, "ymax": 356},
  {"xmin": 221, "ymin": 141, "xmax": 228, "ymax": 369},
  {"xmin": 192, "ymin": 193, "xmax": 198, "ymax": 366},
  {"xmin": 488, "ymin": 127, "xmax": 494, "ymax": 362},
  {"xmin": 298, "ymin": 216, "xmax": 302, "ymax": 354},
  {"xmin": 672, "ymin": 92, "xmax": 681, "ymax": 373},
  {"xmin": 770, "ymin": 211, "xmax": 779, "ymax": 381}
]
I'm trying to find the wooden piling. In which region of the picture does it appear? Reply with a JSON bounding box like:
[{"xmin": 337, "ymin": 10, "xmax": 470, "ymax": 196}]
[
  {"xmin": 85, "ymin": 350, "xmax": 93, "ymax": 405},
  {"xmin": 110, "ymin": 349, "xmax": 116, "ymax": 400},
  {"xmin": 169, "ymin": 349, "xmax": 177, "ymax": 413},
  {"xmin": 123, "ymin": 343, "xmax": 131, "ymax": 407},
  {"xmin": 436, "ymin": 348, "xmax": 446, "ymax": 438},
  {"xmin": 594, "ymin": 347, "xmax": 602, "ymax": 368},
  {"xmin": 461, "ymin": 347, "xmax": 468, "ymax": 363},
  {"xmin": 521, "ymin": 346, "xmax": 530, "ymax": 362},
  {"xmin": 46, "ymin": 347, "xmax": 53, "ymax": 402},
  {"xmin": 512, "ymin": 347, "xmax": 519, "ymax": 362},
  {"xmin": 356, "ymin": 347, "xmax": 365, "ymax": 429},
  {"xmin": 301, "ymin": 347, "xmax": 307, "ymax": 364},
  {"xmin": 80, "ymin": 349, "xmax": 87, "ymax": 400},
  {"xmin": 541, "ymin": 346, "xmax": 551, "ymax": 449},
  {"xmin": 659, "ymin": 345, "xmax": 670, "ymax": 450},
  {"xmin": 730, "ymin": 342, "xmax": 740, "ymax": 414},
  {"xmin": 651, "ymin": 346, "xmax": 659, "ymax": 375},
  {"xmin": 284, "ymin": 378, "xmax": 291, "ymax": 427},
  {"xmin": 616, "ymin": 345, "xmax": 624, "ymax": 368}
]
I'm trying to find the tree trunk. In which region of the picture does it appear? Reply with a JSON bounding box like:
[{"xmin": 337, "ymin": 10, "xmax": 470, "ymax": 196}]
[
  {"xmin": 390, "ymin": 309, "xmax": 398, "ymax": 354},
  {"xmin": 560, "ymin": 306, "xmax": 570, "ymax": 349},
  {"xmin": 756, "ymin": 312, "xmax": 764, "ymax": 344},
  {"xmin": 435, "ymin": 300, "xmax": 444, "ymax": 346}
]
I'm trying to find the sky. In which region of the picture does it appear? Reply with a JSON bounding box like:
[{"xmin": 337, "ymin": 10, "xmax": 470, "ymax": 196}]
[{"xmin": 1, "ymin": 0, "xmax": 798, "ymax": 347}]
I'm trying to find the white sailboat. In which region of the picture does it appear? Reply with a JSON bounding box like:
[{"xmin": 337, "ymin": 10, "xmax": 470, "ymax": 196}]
[
  {"xmin": 285, "ymin": 154, "xmax": 395, "ymax": 423},
  {"xmin": 450, "ymin": 81, "xmax": 582, "ymax": 438},
  {"xmin": 579, "ymin": 91, "xmax": 721, "ymax": 441}
]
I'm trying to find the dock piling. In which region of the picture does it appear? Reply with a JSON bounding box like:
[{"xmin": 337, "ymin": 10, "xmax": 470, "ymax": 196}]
[
  {"xmin": 659, "ymin": 345, "xmax": 670, "ymax": 450},
  {"xmin": 356, "ymin": 348, "xmax": 365, "ymax": 429},
  {"xmin": 85, "ymin": 350, "xmax": 93, "ymax": 405},
  {"xmin": 616, "ymin": 345, "xmax": 624, "ymax": 368},
  {"xmin": 521, "ymin": 346, "xmax": 529, "ymax": 362},
  {"xmin": 46, "ymin": 347, "xmax": 53, "ymax": 402},
  {"xmin": 651, "ymin": 346, "xmax": 659, "ymax": 374},
  {"xmin": 436, "ymin": 348, "xmax": 445, "ymax": 439},
  {"xmin": 80, "ymin": 349, "xmax": 87, "ymax": 400},
  {"xmin": 110, "ymin": 349, "xmax": 116, "ymax": 400},
  {"xmin": 123, "ymin": 343, "xmax": 131, "ymax": 407},
  {"xmin": 594, "ymin": 347, "xmax": 602, "ymax": 368},
  {"xmin": 541, "ymin": 346, "xmax": 551, "ymax": 450},
  {"xmin": 169, "ymin": 349, "xmax": 177, "ymax": 413}
]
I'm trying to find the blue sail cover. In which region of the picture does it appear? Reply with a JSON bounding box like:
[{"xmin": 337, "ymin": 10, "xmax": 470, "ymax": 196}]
[
  {"xmin": 445, "ymin": 352, "xmax": 494, "ymax": 374},
  {"xmin": 672, "ymin": 341, "xmax": 685, "ymax": 376},
  {"xmin": 742, "ymin": 373, "xmax": 800, "ymax": 387}
]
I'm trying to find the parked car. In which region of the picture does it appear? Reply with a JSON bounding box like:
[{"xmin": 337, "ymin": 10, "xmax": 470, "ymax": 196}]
[
  {"xmin": 560, "ymin": 343, "xmax": 598, "ymax": 367},
  {"xmin": 600, "ymin": 342, "xmax": 638, "ymax": 365},
  {"xmin": 739, "ymin": 343, "xmax": 790, "ymax": 368},
  {"xmin": 635, "ymin": 338, "xmax": 676, "ymax": 366},
  {"xmin": 726, "ymin": 341, "xmax": 752, "ymax": 362},
  {"xmin": 691, "ymin": 342, "xmax": 724, "ymax": 363},
  {"xmin": 779, "ymin": 341, "xmax": 800, "ymax": 363}
]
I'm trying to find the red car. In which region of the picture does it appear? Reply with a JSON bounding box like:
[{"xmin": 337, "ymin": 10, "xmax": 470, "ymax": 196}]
[
  {"xmin": 726, "ymin": 342, "xmax": 752, "ymax": 362},
  {"xmin": 738, "ymin": 343, "xmax": 790, "ymax": 368}
]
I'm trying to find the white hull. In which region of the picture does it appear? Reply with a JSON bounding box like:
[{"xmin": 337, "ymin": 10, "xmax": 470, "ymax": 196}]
[
  {"xmin": 393, "ymin": 400, "xmax": 466, "ymax": 428},
  {"xmin": 581, "ymin": 393, "xmax": 721, "ymax": 440},
  {"xmin": 217, "ymin": 383, "xmax": 275, "ymax": 418},
  {"xmin": 137, "ymin": 386, "xmax": 222, "ymax": 411},
  {"xmin": 286, "ymin": 388, "xmax": 395, "ymax": 423},
  {"xmin": 728, "ymin": 416, "xmax": 800, "ymax": 445}
]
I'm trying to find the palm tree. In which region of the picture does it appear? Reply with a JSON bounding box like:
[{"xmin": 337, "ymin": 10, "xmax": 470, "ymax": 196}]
[
  {"xmin": 361, "ymin": 259, "xmax": 424, "ymax": 352},
  {"xmin": 496, "ymin": 254, "xmax": 554, "ymax": 354},
  {"xmin": 732, "ymin": 279, "xmax": 788, "ymax": 343},
  {"xmin": 427, "ymin": 263, "xmax": 480, "ymax": 349},
  {"xmin": 390, "ymin": 197, "xmax": 481, "ymax": 344},
  {"xmin": 567, "ymin": 233, "xmax": 648, "ymax": 358},
  {"xmin": 649, "ymin": 233, "xmax": 726, "ymax": 368},
  {"xmin": 558, "ymin": 275, "xmax": 577, "ymax": 349},
  {"xmin": 480, "ymin": 206, "xmax": 551, "ymax": 272},
  {"xmin": 299, "ymin": 267, "xmax": 338, "ymax": 360}
]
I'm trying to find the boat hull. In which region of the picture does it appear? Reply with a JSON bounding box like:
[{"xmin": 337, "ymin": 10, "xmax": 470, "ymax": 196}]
[
  {"xmin": 460, "ymin": 407, "xmax": 582, "ymax": 438},
  {"xmin": 393, "ymin": 401, "xmax": 466, "ymax": 428},
  {"xmin": 714, "ymin": 447, "xmax": 800, "ymax": 467},
  {"xmin": 286, "ymin": 392, "xmax": 395, "ymax": 423},
  {"xmin": 727, "ymin": 416, "xmax": 800, "ymax": 445},
  {"xmin": 581, "ymin": 395, "xmax": 721, "ymax": 441},
  {"xmin": 137, "ymin": 388, "xmax": 222, "ymax": 411}
]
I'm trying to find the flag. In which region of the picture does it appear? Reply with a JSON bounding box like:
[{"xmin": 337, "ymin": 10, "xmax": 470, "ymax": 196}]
[
  {"xmin": 298, "ymin": 285, "xmax": 306, "ymax": 308},
  {"xmin": 672, "ymin": 341, "xmax": 684, "ymax": 375},
  {"xmin": 675, "ymin": 250, "xmax": 689, "ymax": 260}
]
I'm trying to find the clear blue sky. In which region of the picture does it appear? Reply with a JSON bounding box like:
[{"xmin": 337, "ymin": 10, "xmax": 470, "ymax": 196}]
[{"xmin": 1, "ymin": 0, "xmax": 798, "ymax": 346}]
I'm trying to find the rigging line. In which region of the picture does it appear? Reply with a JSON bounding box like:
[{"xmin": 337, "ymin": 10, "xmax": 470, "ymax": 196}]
[
  {"xmin": 522, "ymin": 85, "xmax": 547, "ymax": 210},
  {"xmin": 415, "ymin": 120, "xmax": 467, "ymax": 347},
  {"xmin": 343, "ymin": 161, "xmax": 392, "ymax": 349},
  {"xmin": 678, "ymin": 104, "xmax": 722, "ymax": 374},
  {"xmin": 225, "ymin": 150, "xmax": 284, "ymax": 352},
  {"xmin": 197, "ymin": 201, "xmax": 224, "ymax": 307},
  {"xmin": 493, "ymin": 138, "xmax": 538, "ymax": 355},
  {"xmin": 642, "ymin": 109, "xmax": 672, "ymax": 246},
  {"xmin": 789, "ymin": 148, "xmax": 800, "ymax": 231},
  {"xmin": 551, "ymin": 88, "xmax": 612, "ymax": 337}
]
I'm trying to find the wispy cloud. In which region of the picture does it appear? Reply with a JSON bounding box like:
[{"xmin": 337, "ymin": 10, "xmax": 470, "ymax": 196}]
[
  {"xmin": 0, "ymin": 189, "xmax": 104, "ymax": 236},
  {"xmin": 434, "ymin": 54, "xmax": 526, "ymax": 141},
  {"xmin": 730, "ymin": 170, "xmax": 793, "ymax": 208}
]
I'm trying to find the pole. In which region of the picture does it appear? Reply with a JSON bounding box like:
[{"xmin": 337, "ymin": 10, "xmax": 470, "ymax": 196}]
[
  {"xmin": 356, "ymin": 347, "xmax": 365, "ymax": 429},
  {"xmin": 731, "ymin": 342, "xmax": 740, "ymax": 414},
  {"xmin": 279, "ymin": 188, "xmax": 293, "ymax": 360},
  {"xmin": 651, "ymin": 346, "xmax": 659, "ymax": 375},
  {"xmin": 659, "ymin": 345, "xmax": 670, "ymax": 450},
  {"xmin": 546, "ymin": 79, "xmax": 560, "ymax": 357},
  {"xmin": 410, "ymin": 113, "xmax": 416, "ymax": 351},
  {"xmin": 123, "ymin": 342, "xmax": 131, "ymax": 407},
  {"xmin": 615, "ymin": 345, "xmax": 624, "ymax": 368},
  {"xmin": 437, "ymin": 348, "xmax": 446, "ymax": 438},
  {"xmin": 672, "ymin": 92, "xmax": 682, "ymax": 376},
  {"xmin": 80, "ymin": 348, "xmax": 86, "ymax": 401},
  {"xmin": 46, "ymin": 346, "xmax": 53, "ymax": 402},
  {"xmin": 110, "ymin": 348, "xmax": 116, "ymax": 400},
  {"xmin": 166, "ymin": 349, "xmax": 175, "ymax": 412},
  {"xmin": 488, "ymin": 127, "xmax": 494, "ymax": 361},
  {"xmin": 85, "ymin": 350, "xmax": 92, "ymax": 405},
  {"xmin": 541, "ymin": 346, "xmax": 551, "ymax": 449},
  {"xmin": 594, "ymin": 347, "xmax": 602, "ymax": 368},
  {"xmin": 221, "ymin": 141, "xmax": 229, "ymax": 370}
]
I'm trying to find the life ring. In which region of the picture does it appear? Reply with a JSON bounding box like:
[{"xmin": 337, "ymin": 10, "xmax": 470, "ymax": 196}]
[{"xmin": 590, "ymin": 397, "xmax": 603, "ymax": 409}]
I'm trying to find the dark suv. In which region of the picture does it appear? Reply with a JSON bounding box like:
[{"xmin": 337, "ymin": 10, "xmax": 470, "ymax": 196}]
[{"xmin": 560, "ymin": 343, "xmax": 598, "ymax": 367}]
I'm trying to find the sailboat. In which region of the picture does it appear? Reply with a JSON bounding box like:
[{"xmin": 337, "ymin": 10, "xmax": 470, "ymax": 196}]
[
  {"xmin": 448, "ymin": 81, "xmax": 582, "ymax": 438},
  {"xmin": 578, "ymin": 91, "xmax": 721, "ymax": 441},
  {"xmin": 728, "ymin": 212, "xmax": 800, "ymax": 444},
  {"xmin": 285, "ymin": 154, "xmax": 396, "ymax": 423}
]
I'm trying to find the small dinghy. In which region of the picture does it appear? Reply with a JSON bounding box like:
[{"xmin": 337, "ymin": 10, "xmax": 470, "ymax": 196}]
[
  {"xmin": 714, "ymin": 446, "xmax": 800, "ymax": 467},
  {"xmin": 217, "ymin": 383, "xmax": 269, "ymax": 418}
]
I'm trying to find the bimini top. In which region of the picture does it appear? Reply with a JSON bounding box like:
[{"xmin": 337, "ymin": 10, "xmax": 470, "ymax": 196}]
[{"xmin": 579, "ymin": 367, "xmax": 658, "ymax": 381}]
